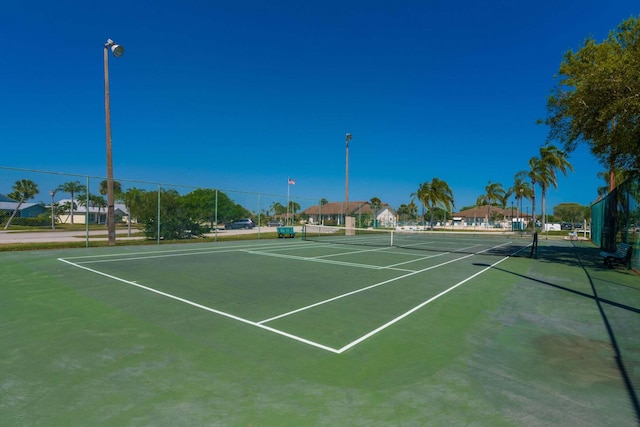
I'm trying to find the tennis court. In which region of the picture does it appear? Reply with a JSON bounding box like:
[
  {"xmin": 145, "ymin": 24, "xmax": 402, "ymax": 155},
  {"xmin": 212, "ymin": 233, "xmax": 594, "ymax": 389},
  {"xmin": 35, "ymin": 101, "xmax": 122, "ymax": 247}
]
[{"xmin": 2, "ymin": 234, "xmax": 639, "ymax": 425}]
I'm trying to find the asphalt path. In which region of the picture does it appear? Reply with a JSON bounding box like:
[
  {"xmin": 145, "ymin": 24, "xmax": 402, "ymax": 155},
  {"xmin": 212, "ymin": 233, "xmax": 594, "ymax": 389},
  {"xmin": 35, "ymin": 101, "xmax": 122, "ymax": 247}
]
[{"xmin": 0, "ymin": 229, "xmax": 141, "ymax": 244}]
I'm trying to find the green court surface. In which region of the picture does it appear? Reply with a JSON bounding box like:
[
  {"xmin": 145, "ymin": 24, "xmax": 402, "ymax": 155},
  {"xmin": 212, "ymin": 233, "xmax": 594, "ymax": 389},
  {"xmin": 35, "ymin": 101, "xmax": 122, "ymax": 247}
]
[{"xmin": 1, "ymin": 237, "xmax": 638, "ymax": 425}]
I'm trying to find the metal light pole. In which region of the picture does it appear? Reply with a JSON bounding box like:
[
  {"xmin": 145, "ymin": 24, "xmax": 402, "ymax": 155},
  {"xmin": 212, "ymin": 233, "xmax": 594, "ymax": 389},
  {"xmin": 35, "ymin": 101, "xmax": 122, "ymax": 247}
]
[
  {"xmin": 345, "ymin": 132, "xmax": 352, "ymax": 224},
  {"xmin": 511, "ymin": 200, "xmax": 514, "ymax": 232},
  {"xmin": 104, "ymin": 38, "xmax": 124, "ymax": 246},
  {"xmin": 519, "ymin": 188, "xmax": 523, "ymax": 232},
  {"xmin": 49, "ymin": 190, "xmax": 56, "ymax": 230}
]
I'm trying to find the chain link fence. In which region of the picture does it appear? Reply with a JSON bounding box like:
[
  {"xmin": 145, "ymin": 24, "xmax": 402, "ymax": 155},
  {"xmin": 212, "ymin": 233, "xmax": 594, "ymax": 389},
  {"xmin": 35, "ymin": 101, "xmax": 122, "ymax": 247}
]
[{"xmin": 0, "ymin": 166, "xmax": 327, "ymax": 245}]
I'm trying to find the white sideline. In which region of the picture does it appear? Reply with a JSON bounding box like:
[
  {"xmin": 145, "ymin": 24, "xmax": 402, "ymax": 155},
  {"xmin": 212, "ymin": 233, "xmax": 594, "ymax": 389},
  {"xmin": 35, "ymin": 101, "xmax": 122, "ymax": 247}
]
[
  {"xmin": 58, "ymin": 240, "xmax": 530, "ymax": 354},
  {"xmin": 58, "ymin": 257, "xmax": 342, "ymax": 354},
  {"xmin": 336, "ymin": 256, "xmax": 511, "ymax": 353}
]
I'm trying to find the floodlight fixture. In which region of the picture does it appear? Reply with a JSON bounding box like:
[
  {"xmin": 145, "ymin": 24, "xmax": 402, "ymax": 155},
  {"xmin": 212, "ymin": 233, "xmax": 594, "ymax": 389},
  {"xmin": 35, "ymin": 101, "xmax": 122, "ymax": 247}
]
[{"xmin": 106, "ymin": 39, "xmax": 124, "ymax": 57}]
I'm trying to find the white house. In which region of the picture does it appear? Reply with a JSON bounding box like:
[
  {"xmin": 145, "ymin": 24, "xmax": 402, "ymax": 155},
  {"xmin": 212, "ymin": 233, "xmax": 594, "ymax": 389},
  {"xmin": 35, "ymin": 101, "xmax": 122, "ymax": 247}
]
[
  {"xmin": 302, "ymin": 201, "xmax": 397, "ymax": 227},
  {"xmin": 57, "ymin": 198, "xmax": 128, "ymax": 225}
]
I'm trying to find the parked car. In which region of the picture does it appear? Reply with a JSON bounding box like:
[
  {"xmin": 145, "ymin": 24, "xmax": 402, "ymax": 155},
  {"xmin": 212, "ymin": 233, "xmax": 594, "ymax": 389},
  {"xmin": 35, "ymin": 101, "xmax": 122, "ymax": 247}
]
[
  {"xmin": 267, "ymin": 220, "xmax": 283, "ymax": 227},
  {"xmin": 226, "ymin": 218, "xmax": 255, "ymax": 229},
  {"xmin": 560, "ymin": 222, "xmax": 573, "ymax": 230}
]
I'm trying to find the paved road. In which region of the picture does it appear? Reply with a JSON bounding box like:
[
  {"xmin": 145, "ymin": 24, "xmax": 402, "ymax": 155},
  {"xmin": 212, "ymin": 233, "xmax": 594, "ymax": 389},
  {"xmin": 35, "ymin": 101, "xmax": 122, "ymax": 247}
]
[{"xmin": 0, "ymin": 226, "xmax": 302, "ymax": 244}]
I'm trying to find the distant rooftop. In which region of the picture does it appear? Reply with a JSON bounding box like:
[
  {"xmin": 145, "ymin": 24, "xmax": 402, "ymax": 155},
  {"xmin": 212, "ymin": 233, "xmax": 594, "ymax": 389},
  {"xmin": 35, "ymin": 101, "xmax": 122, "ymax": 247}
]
[{"xmin": 0, "ymin": 193, "xmax": 17, "ymax": 203}]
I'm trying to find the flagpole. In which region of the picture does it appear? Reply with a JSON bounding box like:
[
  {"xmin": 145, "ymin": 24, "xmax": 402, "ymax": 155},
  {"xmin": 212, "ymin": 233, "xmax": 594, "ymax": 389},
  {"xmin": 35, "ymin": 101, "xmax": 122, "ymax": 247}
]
[{"xmin": 287, "ymin": 178, "xmax": 290, "ymax": 226}]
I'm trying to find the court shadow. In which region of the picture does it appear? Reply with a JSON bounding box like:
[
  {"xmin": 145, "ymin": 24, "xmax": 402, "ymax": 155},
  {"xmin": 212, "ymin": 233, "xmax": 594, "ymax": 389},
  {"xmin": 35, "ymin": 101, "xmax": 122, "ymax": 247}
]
[
  {"xmin": 471, "ymin": 263, "xmax": 640, "ymax": 315},
  {"xmin": 473, "ymin": 251, "xmax": 640, "ymax": 421}
]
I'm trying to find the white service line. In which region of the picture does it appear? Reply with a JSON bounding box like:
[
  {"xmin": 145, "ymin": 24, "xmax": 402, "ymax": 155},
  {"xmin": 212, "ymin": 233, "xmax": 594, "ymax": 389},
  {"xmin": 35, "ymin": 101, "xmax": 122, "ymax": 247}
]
[
  {"xmin": 57, "ymin": 257, "xmax": 342, "ymax": 354},
  {"xmin": 336, "ymin": 255, "xmax": 512, "ymax": 353},
  {"xmin": 63, "ymin": 241, "xmax": 311, "ymax": 264},
  {"xmin": 245, "ymin": 250, "xmax": 413, "ymax": 271},
  {"xmin": 257, "ymin": 252, "xmax": 477, "ymax": 324}
]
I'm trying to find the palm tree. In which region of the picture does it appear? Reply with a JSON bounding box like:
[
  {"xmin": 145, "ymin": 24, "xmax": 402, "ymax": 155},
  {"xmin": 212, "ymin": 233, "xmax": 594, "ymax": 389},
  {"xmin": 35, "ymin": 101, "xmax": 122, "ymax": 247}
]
[
  {"xmin": 397, "ymin": 204, "xmax": 409, "ymax": 222},
  {"xmin": 99, "ymin": 179, "xmax": 122, "ymax": 198},
  {"xmin": 3, "ymin": 179, "xmax": 39, "ymax": 229},
  {"xmin": 409, "ymin": 190, "xmax": 425, "ymax": 223},
  {"xmin": 516, "ymin": 156, "xmax": 546, "ymax": 231},
  {"xmin": 122, "ymin": 187, "xmax": 145, "ymax": 237},
  {"xmin": 270, "ymin": 202, "xmax": 285, "ymax": 216},
  {"xmin": 539, "ymin": 145, "xmax": 573, "ymax": 232},
  {"xmin": 510, "ymin": 176, "xmax": 533, "ymax": 230},
  {"xmin": 516, "ymin": 156, "xmax": 552, "ymax": 232},
  {"xmin": 407, "ymin": 199, "xmax": 418, "ymax": 221},
  {"xmin": 287, "ymin": 201, "xmax": 300, "ymax": 225},
  {"xmin": 99, "ymin": 179, "xmax": 122, "ymax": 228},
  {"xmin": 77, "ymin": 193, "xmax": 106, "ymax": 224},
  {"xmin": 57, "ymin": 181, "xmax": 86, "ymax": 224},
  {"xmin": 416, "ymin": 178, "xmax": 454, "ymax": 230},
  {"xmin": 92, "ymin": 195, "xmax": 107, "ymax": 224},
  {"xmin": 316, "ymin": 199, "xmax": 329, "ymax": 225},
  {"xmin": 369, "ymin": 197, "xmax": 382, "ymax": 227},
  {"xmin": 478, "ymin": 181, "xmax": 506, "ymax": 227}
]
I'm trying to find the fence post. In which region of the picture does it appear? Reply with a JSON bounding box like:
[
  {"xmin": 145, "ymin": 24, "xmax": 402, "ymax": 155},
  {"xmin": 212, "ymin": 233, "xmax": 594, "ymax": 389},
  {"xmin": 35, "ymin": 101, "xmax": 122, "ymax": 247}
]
[{"xmin": 157, "ymin": 184, "xmax": 161, "ymax": 245}]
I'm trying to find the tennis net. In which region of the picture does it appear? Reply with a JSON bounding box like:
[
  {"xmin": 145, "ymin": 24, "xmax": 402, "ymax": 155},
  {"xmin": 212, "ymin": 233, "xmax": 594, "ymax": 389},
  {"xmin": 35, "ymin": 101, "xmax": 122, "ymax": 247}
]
[{"xmin": 302, "ymin": 225, "xmax": 533, "ymax": 256}]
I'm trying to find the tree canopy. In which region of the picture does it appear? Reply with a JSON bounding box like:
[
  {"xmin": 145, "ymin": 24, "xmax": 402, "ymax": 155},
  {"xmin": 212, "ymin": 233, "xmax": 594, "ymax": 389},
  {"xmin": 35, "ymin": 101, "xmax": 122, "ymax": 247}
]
[
  {"xmin": 553, "ymin": 203, "xmax": 590, "ymax": 223},
  {"xmin": 415, "ymin": 178, "xmax": 454, "ymax": 229},
  {"xmin": 543, "ymin": 15, "xmax": 640, "ymax": 184}
]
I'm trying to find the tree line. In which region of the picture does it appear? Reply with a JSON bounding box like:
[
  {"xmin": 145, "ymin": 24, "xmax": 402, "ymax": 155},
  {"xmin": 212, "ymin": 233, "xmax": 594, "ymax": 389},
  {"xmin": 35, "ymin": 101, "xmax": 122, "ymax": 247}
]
[
  {"xmin": 1, "ymin": 179, "xmax": 257, "ymax": 239},
  {"xmin": 392, "ymin": 142, "xmax": 574, "ymax": 230}
]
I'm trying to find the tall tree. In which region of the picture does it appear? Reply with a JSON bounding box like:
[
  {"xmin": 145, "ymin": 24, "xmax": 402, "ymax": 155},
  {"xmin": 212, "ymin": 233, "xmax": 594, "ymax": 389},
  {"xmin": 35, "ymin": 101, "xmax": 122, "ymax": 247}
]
[
  {"xmin": 510, "ymin": 176, "xmax": 533, "ymax": 229},
  {"xmin": 3, "ymin": 179, "xmax": 39, "ymax": 229},
  {"xmin": 553, "ymin": 203, "xmax": 589, "ymax": 223},
  {"xmin": 409, "ymin": 190, "xmax": 425, "ymax": 223},
  {"xmin": 416, "ymin": 178, "xmax": 454, "ymax": 230},
  {"xmin": 99, "ymin": 179, "xmax": 122, "ymax": 198},
  {"xmin": 516, "ymin": 156, "xmax": 550, "ymax": 230},
  {"xmin": 99, "ymin": 180, "xmax": 122, "ymax": 228},
  {"xmin": 369, "ymin": 197, "xmax": 382, "ymax": 227},
  {"xmin": 122, "ymin": 187, "xmax": 146, "ymax": 236},
  {"xmin": 78, "ymin": 193, "xmax": 106, "ymax": 224},
  {"xmin": 270, "ymin": 202, "xmax": 286, "ymax": 216},
  {"xmin": 407, "ymin": 199, "xmax": 418, "ymax": 221},
  {"xmin": 397, "ymin": 204, "xmax": 410, "ymax": 222},
  {"xmin": 287, "ymin": 201, "xmax": 300, "ymax": 224},
  {"xmin": 539, "ymin": 144, "xmax": 574, "ymax": 231},
  {"xmin": 478, "ymin": 181, "xmax": 506, "ymax": 226},
  {"xmin": 181, "ymin": 188, "xmax": 218, "ymax": 228},
  {"xmin": 542, "ymin": 16, "xmax": 640, "ymax": 189},
  {"xmin": 57, "ymin": 181, "xmax": 86, "ymax": 224}
]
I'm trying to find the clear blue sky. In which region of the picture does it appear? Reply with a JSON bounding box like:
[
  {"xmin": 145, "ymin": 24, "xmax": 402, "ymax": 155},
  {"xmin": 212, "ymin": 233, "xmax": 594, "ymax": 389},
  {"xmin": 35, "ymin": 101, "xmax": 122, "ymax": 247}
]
[{"xmin": 1, "ymin": 1, "xmax": 637, "ymax": 214}]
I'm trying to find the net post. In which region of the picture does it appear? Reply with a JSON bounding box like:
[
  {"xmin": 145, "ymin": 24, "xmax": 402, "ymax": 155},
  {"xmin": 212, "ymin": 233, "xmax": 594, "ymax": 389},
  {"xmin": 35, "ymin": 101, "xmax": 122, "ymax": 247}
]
[
  {"xmin": 529, "ymin": 232, "xmax": 538, "ymax": 258},
  {"xmin": 390, "ymin": 229, "xmax": 394, "ymax": 247}
]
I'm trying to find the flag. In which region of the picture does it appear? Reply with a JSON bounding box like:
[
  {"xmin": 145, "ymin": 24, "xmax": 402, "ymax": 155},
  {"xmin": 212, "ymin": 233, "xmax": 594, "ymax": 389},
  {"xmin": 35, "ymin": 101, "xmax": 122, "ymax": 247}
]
[{"xmin": 288, "ymin": 178, "xmax": 295, "ymax": 185}]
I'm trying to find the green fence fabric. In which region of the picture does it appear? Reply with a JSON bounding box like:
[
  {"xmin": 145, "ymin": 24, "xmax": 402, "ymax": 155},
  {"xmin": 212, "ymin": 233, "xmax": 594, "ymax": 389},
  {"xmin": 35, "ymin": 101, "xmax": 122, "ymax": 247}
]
[{"xmin": 590, "ymin": 172, "xmax": 640, "ymax": 270}]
